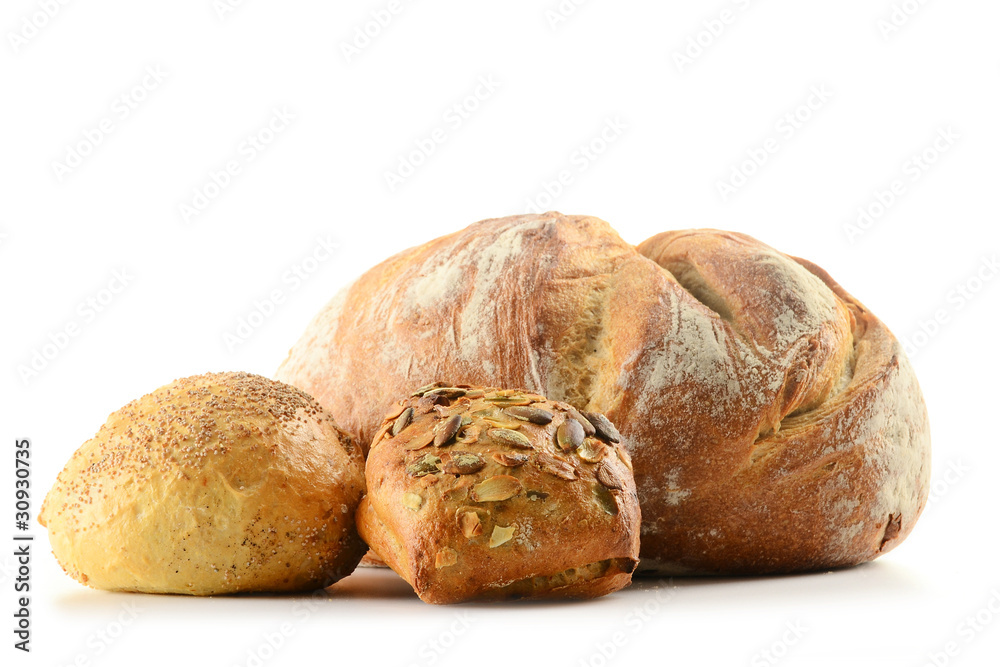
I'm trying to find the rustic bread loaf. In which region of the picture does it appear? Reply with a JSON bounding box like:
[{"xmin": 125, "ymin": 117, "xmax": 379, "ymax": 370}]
[
  {"xmin": 277, "ymin": 212, "xmax": 931, "ymax": 575},
  {"xmin": 356, "ymin": 383, "xmax": 640, "ymax": 603},
  {"xmin": 39, "ymin": 372, "xmax": 367, "ymax": 594}
]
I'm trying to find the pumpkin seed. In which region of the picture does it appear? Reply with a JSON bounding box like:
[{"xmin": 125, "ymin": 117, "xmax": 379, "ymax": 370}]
[
  {"xmin": 472, "ymin": 408, "xmax": 522, "ymax": 429},
  {"xmin": 415, "ymin": 394, "xmax": 441, "ymax": 414},
  {"xmin": 556, "ymin": 418, "xmax": 585, "ymax": 451},
  {"xmin": 483, "ymin": 414, "xmax": 523, "ymax": 429},
  {"xmin": 441, "ymin": 452, "xmax": 486, "ymax": 475},
  {"xmin": 471, "ymin": 475, "xmax": 523, "ymax": 502},
  {"xmin": 412, "ymin": 382, "xmax": 445, "ymax": 397},
  {"xmin": 391, "ymin": 407, "xmax": 414, "ymax": 436},
  {"xmin": 584, "ymin": 411, "xmax": 621, "ymax": 443},
  {"xmin": 489, "ymin": 428, "xmax": 533, "ymax": 450},
  {"xmin": 406, "ymin": 453, "xmax": 441, "ymax": 477},
  {"xmin": 596, "ymin": 461, "xmax": 624, "ymax": 490},
  {"xmin": 427, "ymin": 386, "xmax": 467, "ymax": 399},
  {"xmin": 504, "ymin": 405, "xmax": 554, "ymax": 425},
  {"xmin": 384, "ymin": 402, "xmax": 407, "ymax": 421},
  {"xmin": 434, "ymin": 414, "xmax": 463, "ymax": 446},
  {"xmin": 566, "ymin": 406, "xmax": 596, "ymax": 436},
  {"xmin": 484, "ymin": 391, "xmax": 533, "ymax": 407},
  {"xmin": 371, "ymin": 421, "xmax": 393, "ymax": 447},
  {"xmin": 402, "ymin": 430, "xmax": 436, "ymax": 451}
]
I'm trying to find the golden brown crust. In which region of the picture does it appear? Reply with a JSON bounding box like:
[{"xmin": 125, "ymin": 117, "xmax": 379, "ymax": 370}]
[
  {"xmin": 278, "ymin": 213, "xmax": 931, "ymax": 575},
  {"xmin": 356, "ymin": 384, "xmax": 640, "ymax": 603},
  {"xmin": 631, "ymin": 231, "xmax": 929, "ymax": 573},
  {"xmin": 38, "ymin": 372, "xmax": 368, "ymax": 594}
]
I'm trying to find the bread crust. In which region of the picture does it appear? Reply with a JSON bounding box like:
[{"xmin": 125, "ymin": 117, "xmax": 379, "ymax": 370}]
[
  {"xmin": 39, "ymin": 372, "xmax": 368, "ymax": 594},
  {"xmin": 278, "ymin": 213, "xmax": 931, "ymax": 575},
  {"xmin": 356, "ymin": 385, "xmax": 640, "ymax": 603}
]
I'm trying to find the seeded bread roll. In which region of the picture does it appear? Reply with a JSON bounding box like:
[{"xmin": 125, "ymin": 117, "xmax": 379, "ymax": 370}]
[
  {"xmin": 356, "ymin": 383, "xmax": 640, "ymax": 604},
  {"xmin": 38, "ymin": 372, "xmax": 367, "ymax": 595},
  {"xmin": 277, "ymin": 212, "xmax": 932, "ymax": 575}
]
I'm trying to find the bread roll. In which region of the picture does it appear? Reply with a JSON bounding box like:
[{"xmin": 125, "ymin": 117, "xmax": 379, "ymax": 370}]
[
  {"xmin": 277, "ymin": 212, "xmax": 931, "ymax": 575},
  {"xmin": 357, "ymin": 383, "xmax": 640, "ymax": 603},
  {"xmin": 39, "ymin": 372, "xmax": 367, "ymax": 594}
]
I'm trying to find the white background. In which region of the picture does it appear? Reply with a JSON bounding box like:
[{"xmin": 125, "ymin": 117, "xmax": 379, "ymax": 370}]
[{"xmin": 2, "ymin": 1, "xmax": 998, "ymax": 665}]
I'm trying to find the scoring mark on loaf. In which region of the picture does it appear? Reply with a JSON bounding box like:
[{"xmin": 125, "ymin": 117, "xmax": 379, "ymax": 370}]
[
  {"xmin": 545, "ymin": 281, "xmax": 613, "ymax": 411},
  {"xmin": 403, "ymin": 218, "xmax": 537, "ymax": 371},
  {"xmin": 662, "ymin": 260, "xmax": 735, "ymax": 323},
  {"xmin": 631, "ymin": 237, "xmax": 849, "ymax": 432},
  {"xmin": 397, "ymin": 214, "xmax": 631, "ymax": 402}
]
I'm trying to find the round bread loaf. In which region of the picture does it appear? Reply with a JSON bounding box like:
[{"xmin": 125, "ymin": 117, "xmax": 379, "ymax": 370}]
[
  {"xmin": 38, "ymin": 372, "xmax": 367, "ymax": 594},
  {"xmin": 277, "ymin": 212, "xmax": 932, "ymax": 575},
  {"xmin": 357, "ymin": 383, "xmax": 640, "ymax": 603}
]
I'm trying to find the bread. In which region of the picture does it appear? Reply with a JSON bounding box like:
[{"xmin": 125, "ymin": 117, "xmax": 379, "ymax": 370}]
[
  {"xmin": 276, "ymin": 212, "xmax": 931, "ymax": 575},
  {"xmin": 356, "ymin": 383, "xmax": 640, "ymax": 603},
  {"xmin": 38, "ymin": 372, "xmax": 367, "ymax": 594}
]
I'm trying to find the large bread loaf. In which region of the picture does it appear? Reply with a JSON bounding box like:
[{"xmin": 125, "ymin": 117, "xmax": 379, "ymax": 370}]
[{"xmin": 276, "ymin": 212, "xmax": 931, "ymax": 575}]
